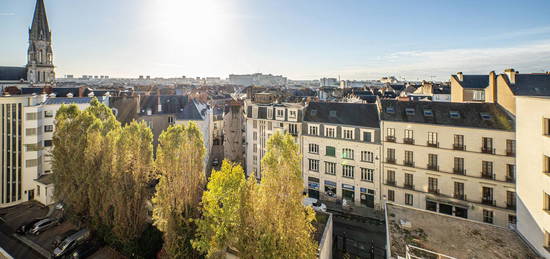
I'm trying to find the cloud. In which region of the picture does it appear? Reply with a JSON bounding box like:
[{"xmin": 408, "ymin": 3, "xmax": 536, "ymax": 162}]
[
  {"xmin": 332, "ymin": 40, "xmax": 550, "ymax": 81},
  {"xmin": 0, "ymin": 13, "xmax": 15, "ymax": 16}
]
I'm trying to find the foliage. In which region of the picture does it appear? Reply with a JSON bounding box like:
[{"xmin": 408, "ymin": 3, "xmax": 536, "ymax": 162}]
[{"xmin": 152, "ymin": 122, "xmax": 206, "ymax": 258}]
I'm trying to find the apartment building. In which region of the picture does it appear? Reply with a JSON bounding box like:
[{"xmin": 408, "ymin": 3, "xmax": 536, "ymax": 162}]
[
  {"xmin": 450, "ymin": 71, "xmax": 497, "ymax": 103},
  {"xmin": 244, "ymin": 101, "xmax": 304, "ymax": 179},
  {"xmin": 302, "ymin": 102, "xmax": 382, "ymax": 209},
  {"xmin": 1, "ymin": 94, "xmax": 100, "ymax": 208},
  {"xmin": 380, "ymin": 100, "xmax": 517, "ymax": 227},
  {"xmin": 516, "ymin": 96, "xmax": 550, "ymax": 257}
]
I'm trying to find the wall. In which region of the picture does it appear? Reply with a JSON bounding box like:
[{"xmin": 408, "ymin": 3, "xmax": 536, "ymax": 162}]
[{"xmin": 496, "ymin": 75, "xmax": 517, "ymax": 115}]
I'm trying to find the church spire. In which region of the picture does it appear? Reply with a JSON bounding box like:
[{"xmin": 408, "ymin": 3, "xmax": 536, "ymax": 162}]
[{"xmin": 29, "ymin": 0, "xmax": 51, "ymax": 41}]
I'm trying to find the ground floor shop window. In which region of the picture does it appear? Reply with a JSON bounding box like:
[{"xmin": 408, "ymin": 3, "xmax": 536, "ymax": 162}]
[
  {"xmin": 426, "ymin": 200, "xmax": 437, "ymax": 212},
  {"xmin": 342, "ymin": 184, "xmax": 355, "ymax": 203},
  {"xmin": 360, "ymin": 188, "xmax": 375, "ymax": 208},
  {"xmin": 439, "ymin": 203, "xmax": 453, "ymax": 215},
  {"xmin": 455, "ymin": 207, "xmax": 468, "ymax": 219},
  {"xmin": 308, "ymin": 178, "xmax": 320, "ymax": 199},
  {"xmin": 324, "ymin": 181, "xmax": 336, "ymax": 198}
]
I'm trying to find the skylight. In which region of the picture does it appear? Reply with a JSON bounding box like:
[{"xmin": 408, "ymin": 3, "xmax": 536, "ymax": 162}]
[
  {"xmin": 423, "ymin": 109, "xmax": 433, "ymax": 117},
  {"xmin": 405, "ymin": 108, "xmax": 415, "ymax": 116},
  {"xmin": 386, "ymin": 107, "xmax": 395, "ymax": 114},
  {"xmin": 449, "ymin": 111, "xmax": 460, "ymax": 119},
  {"xmin": 329, "ymin": 110, "xmax": 337, "ymax": 117},
  {"xmin": 310, "ymin": 109, "xmax": 317, "ymax": 116},
  {"xmin": 480, "ymin": 113, "xmax": 492, "ymax": 120}
]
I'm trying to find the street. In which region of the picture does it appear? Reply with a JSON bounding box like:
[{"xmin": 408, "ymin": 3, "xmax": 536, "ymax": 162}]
[
  {"xmin": 0, "ymin": 219, "xmax": 44, "ymax": 259},
  {"xmin": 331, "ymin": 212, "xmax": 387, "ymax": 259}
]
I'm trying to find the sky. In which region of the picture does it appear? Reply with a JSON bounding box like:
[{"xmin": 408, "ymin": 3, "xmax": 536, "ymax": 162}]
[{"xmin": 1, "ymin": 0, "xmax": 550, "ymax": 81}]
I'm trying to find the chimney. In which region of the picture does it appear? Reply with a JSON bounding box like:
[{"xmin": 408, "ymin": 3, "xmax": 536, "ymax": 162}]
[
  {"xmin": 157, "ymin": 89, "xmax": 162, "ymax": 112},
  {"xmin": 456, "ymin": 72, "xmax": 463, "ymax": 81},
  {"xmin": 505, "ymin": 69, "xmax": 516, "ymax": 84}
]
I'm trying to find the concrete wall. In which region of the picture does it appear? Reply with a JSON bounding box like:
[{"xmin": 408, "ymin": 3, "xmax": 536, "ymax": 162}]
[
  {"xmin": 318, "ymin": 213, "xmax": 333, "ymax": 259},
  {"xmin": 516, "ymin": 96, "xmax": 550, "ymax": 257}
]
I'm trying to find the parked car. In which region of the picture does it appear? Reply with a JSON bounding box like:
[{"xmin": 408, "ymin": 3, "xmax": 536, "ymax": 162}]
[
  {"xmin": 212, "ymin": 158, "xmax": 220, "ymax": 166},
  {"xmin": 53, "ymin": 228, "xmax": 91, "ymax": 258},
  {"xmin": 29, "ymin": 217, "xmax": 60, "ymax": 235},
  {"xmin": 16, "ymin": 218, "xmax": 43, "ymax": 234},
  {"xmin": 69, "ymin": 241, "xmax": 100, "ymax": 259},
  {"xmin": 303, "ymin": 197, "xmax": 327, "ymax": 212},
  {"xmin": 52, "ymin": 229, "xmax": 78, "ymax": 248}
]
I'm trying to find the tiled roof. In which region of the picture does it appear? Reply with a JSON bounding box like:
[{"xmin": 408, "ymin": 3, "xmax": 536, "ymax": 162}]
[
  {"xmin": 35, "ymin": 173, "xmax": 53, "ymax": 185},
  {"xmin": 0, "ymin": 67, "xmax": 27, "ymax": 81},
  {"xmin": 510, "ymin": 74, "xmax": 550, "ymax": 96},
  {"xmin": 44, "ymin": 97, "xmax": 94, "ymax": 105},
  {"xmin": 380, "ymin": 100, "xmax": 514, "ymax": 131},
  {"xmin": 460, "ymin": 75, "xmax": 489, "ymax": 89},
  {"xmin": 304, "ymin": 102, "xmax": 380, "ymax": 128}
]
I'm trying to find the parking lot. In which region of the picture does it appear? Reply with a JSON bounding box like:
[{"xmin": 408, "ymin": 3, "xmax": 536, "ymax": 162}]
[{"xmin": 0, "ymin": 201, "xmax": 114, "ymax": 259}]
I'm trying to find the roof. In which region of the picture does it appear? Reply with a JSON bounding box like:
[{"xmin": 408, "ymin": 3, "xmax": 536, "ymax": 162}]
[
  {"xmin": 35, "ymin": 174, "xmax": 53, "ymax": 185},
  {"xmin": 510, "ymin": 74, "xmax": 550, "ymax": 96},
  {"xmin": 460, "ymin": 75, "xmax": 489, "ymax": 89},
  {"xmin": 0, "ymin": 67, "xmax": 27, "ymax": 81},
  {"xmin": 177, "ymin": 100, "xmax": 209, "ymax": 120},
  {"xmin": 44, "ymin": 97, "xmax": 94, "ymax": 105},
  {"xmin": 380, "ymin": 100, "xmax": 514, "ymax": 131},
  {"xmin": 30, "ymin": 0, "xmax": 51, "ymax": 42},
  {"xmin": 304, "ymin": 102, "xmax": 380, "ymax": 128}
]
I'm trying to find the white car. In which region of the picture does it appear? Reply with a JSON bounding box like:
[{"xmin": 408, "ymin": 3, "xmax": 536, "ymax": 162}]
[{"xmin": 303, "ymin": 197, "xmax": 327, "ymax": 212}]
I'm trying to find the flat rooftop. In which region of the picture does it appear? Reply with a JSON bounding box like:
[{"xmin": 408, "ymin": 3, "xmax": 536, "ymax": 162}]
[{"xmin": 386, "ymin": 204, "xmax": 540, "ymax": 259}]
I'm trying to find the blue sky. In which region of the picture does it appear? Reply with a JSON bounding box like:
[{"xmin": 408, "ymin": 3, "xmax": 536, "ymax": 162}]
[{"xmin": 1, "ymin": 0, "xmax": 550, "ymax": 80}]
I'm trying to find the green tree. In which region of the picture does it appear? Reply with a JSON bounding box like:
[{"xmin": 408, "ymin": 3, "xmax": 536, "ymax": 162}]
[
  {"xmin": 152, "ymin": 122, "xmax": 206, "ymax": 258},
  {"xmin": 193, "ymin": 160, "xmax": 246, "ymax": 258}
]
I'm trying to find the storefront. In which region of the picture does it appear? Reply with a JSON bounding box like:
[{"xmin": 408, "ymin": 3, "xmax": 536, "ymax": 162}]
[
  {"xmin": 360, "ymin": 188, "xmax": 375, "ymax": 208},
  {"xmin": 307, "ymin": 177, "xmax": 320, "ymax": 199},
  {"xmin": 324, "ymin": 180, "xmax": 337, "ymax": 198},
  {"xmin": 342, "ymin": 184, "xmax": 355, "ymax": 203}
]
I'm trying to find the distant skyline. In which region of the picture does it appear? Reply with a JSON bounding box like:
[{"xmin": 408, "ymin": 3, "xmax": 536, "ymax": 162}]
[{"xmin": 1, "ymin": 0, "xmax": 550, "ymax": 80}]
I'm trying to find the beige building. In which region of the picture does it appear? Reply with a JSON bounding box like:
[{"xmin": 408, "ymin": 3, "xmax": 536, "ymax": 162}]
[
  {"xmin": 380, "ymin": 100, "xmax": 517, "ymax": 227},
  {"xmin": 244, "ymin": 101, "xmax": 304, "ymax": 179},
  {"xmin": 223, "ymin": 101, "xmax": 245, "ymax": 166},
  {"xmin": 450, "ymin": 71, "xmax": 497, "ymax": 103},
  {"xmin": 302, "ymin": 102, "xmax": 382, "ymax": 209},
  {"xmin": 516, "ymin": 96, "xmax": 550, "ymax": 257}
]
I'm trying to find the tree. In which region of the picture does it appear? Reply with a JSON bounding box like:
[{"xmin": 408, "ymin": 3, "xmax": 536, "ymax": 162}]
[
  {"xmin": 152, "ymin": 122, "xmax": 206, "ymax": 258},
  {"xmin": 254, "ymin": 132, "xmax": 317, "ymax": 258},
  {"xmin": 193, "ymin": 160, "xmax": 246, "ymax": 258}
]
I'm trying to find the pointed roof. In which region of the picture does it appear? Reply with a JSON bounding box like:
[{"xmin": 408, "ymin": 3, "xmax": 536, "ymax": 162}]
[{"xmin": 29, "ymin": 0, "xmax": 51, "ymax": 41}]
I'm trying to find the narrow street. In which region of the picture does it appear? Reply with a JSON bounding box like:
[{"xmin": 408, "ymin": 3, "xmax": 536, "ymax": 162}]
[{"xmin": 331, "ymin": 211, "xmax": 387, "ymax": 259}]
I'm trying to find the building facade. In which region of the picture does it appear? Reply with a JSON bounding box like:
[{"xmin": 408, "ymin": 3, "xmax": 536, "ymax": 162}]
[
  {"xmin": 244, "ymin": 101, "xmax": 304, "ymax": 179},
  {"xmin": 516, "ymin": 96, "xmax": 550, "ymax": 257},
  {"xmin": 380, "ymin": 100, "xmax": 517, "ymax": 227},
  {"xmin": 302, "ymin": 102, "xmax": 382, "ymax": 209},
  {"xmin": 223, "ymin": 101, "xmax": 245, "ymax": 166}
]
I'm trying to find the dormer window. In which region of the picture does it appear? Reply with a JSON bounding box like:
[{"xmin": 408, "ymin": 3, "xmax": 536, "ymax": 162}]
[
  {"xmin": 386, "ymin": 107, "xmax": 395, "ymax": 114},
  {"xmin": 423, "ymin": 109, "xmax": 433, "ymax": 117},
  {"xmin": 480, "ymin": 113, "xmax": 492, "ymax": 120},
  {"xmin": 310, "ymin": 109, "xmax": 317, "ymax": 116},
  {"xmin": 405, "ymin": 108, "xmax": 415, "ymax": 116},
  {"xmin": 329, "ymin": 110, "xmax": 337, "ymax": 117},
  {"xmin": 449, "ymin": 111, "xmax": 460, "ymax": 119}
]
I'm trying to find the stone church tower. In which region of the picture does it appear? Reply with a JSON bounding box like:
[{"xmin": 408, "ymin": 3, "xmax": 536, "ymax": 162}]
[{"xmin": 27, "ymin": 0, "xmax": 55, "ymax": 85}]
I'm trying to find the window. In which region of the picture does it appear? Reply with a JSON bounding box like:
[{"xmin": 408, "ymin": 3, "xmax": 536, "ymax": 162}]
[
  {"xmin": 428, "ymin": 154, "xmax": 438, "ymax": 170},
  {"xmin": 361, "ymin": 168, "xmax": 374, "ymax": 182},
  {"xmin": 288, "ymin": 124, "xmax": 298, "ymax": 135},
  {"xmin": 473, "ymin": 90, "xmax": 485, "ymax": 101},
  {"xmin": 253, "ymin": 144, "xmax": 257, "ymax": 153},
  {"xmin": 361, "ymin": 151, "xmax": 374, "ymax": 163},
  {"xmin": 44, "ymin": 140, "xmax": 52, "ymax": 147},
  {"xmin": 405, "ymin": 129, "xmax": 414, "ymax": 139},
  {"xmin": 325, "ymin": 162, "xmax": 336, "ymax": 175},
  {"xmin": 308, "ymin": 159, "xmax": 319, "ymax": 172},
  {"xmin": 253, "ymin": 155, "xmax": 258, "ymax": 165},
  {"xmin": 483, "ymin": 210, "xmax": 494, "ymax": 224},
  {"xmin": 325, "ymin": 127, "xmax": 336, "ymax": 138},
  {"xmin": 480, "ymin": 113, "xmax": 492, "ymax": 120},
  {"xmin": 544, "ymin": 231, "xmax": 550, "ymax": 250},
  {"xmin": 454, "ymin": 182, "xmax": 465, "ymax": 200},
  {"xmin": 544, "ymin": 118, "xmax": 550, "ymax": 136},
  {"xmin": 386, "ymin": 148, "xmax": 395, "ymax": 163},
  {"xmin": 506, "ymin": 164, "xmax": 515, "ymax": 182},
  {"xmin": 482, "ymin": 187, "xmax": 494, "ymax": 204},
  {"xmin": 329, "ymin": 110, "xmax": 337, "ymax": 117},
  {"xmin": 454, "ymin": 157, "xmax": 465, "ymax": 174},
  {"xmin": 423, "ymin": 109, "xmax": 433, "ymax": 117},
  {"xmin": 308, "ymin": 144, "xmax": 319, "ymax": 154},
  {"xmin": 26, "ymin": 159, "xmax": 38, "ymax": 168},
  {"xmin": 268, "ymin": 122, "xmax": 272, "ymax": 130},
  {"xmin": 386, "ymin": 128, "xmax": 395, "ymax": 142},
  {"xmin": 253, "ymin": 120, "xmax": 257, "ymax": 129},
  {"xmin": 44, "ymin": 125, "xmax": 53, "ymax": 133},
  {"xmin": 482, "ymin": 161, "xmax": 494, "ymax": 178},
  {"xmin": 404, "ymin": 173, "xmax": 414, "ymax": 189},
  {"xmin": 427, "ymin": 132, "xmax": 438, "ymax": 146},
  {"xmin": 405, "ymin": 193, "xmax": 413, "ymax": 205},
  {"xmin": 449, "ymin": 111, "xmax": 460, "ymax": 119},
  {"xmin": 343, "ymin": 129, "xmax": 354, "ymax": 140},
  {"xmin": 168, "ymin": 116, "xmax": 175, "ymax": 124},
  {"xmin": 388, "ymin": 190, "xmax": 395, "ymax": 201},
  {"xmin": 454, "ymin": 134, "xmax": 464, "ymax": 149},
  {"xmin": 310, "ymin": 109, "xmax": 317, "ymax": 116},
  {"xmin": 362, "ymin": 131, "xmax": 372, "ymax": 142},
  {"xmin": 506, "ymin": 140, "xmax": 515, "ymax": 156},
  {"xmin": 37, "ymin": 185, "xmax": 40, "ymax": 196},
  {"xmin": 482, "ymin": 137, "xmax": 493, "ymax": 153},
  {"xmin": 506, "ymin": 191, "xmax": 516, "ymax": 209},
  {"xmin": 26, "ymin": 112, "xmax": 37, "ymax": 120},
  {"xmin": 326, "ymin": 146, "xmax": 336, "ymax": 157},
  {"xmin": 386, "ymin": 107, "xmax": 395, "ymax": 114},
  {"xmin": 309, "ymin": 125, "xmax": 319, "ymax": 135},
  {"xmin": 342, "ymin": 165, "xmax": 354, "ymax": 178},
  {"xmin": 288, "ymin": 110, "xmax": 297, "ymax": 120},
  {"xmin": 253, "ymin": 132, "xmax": 257, "ymax": 141},
  {"xmin": 428, "ymin": 177, "xmax": 438, "ymax": 193},
  {"xmin": 342, "ymin": 148, "xmax": 354, "ymax": 160},
  {"xmin": 545, "ymin": 155, "xmax": 550, "ymax": 174},
  {"xmin": 276, "ymin": 109, "xmax": 284, "ymax": 118},
  {"xmin": 44, "ymin": 111, "xmax": 53, "ymax": 118},
  {"xmin": 544, "ymin": 192, "xmax": 550, "ymax": 212},
  {"xmin": 267, "ymin": 109, "xmax": 273, "ymax": 119},
  {"xmin": 386, "ymin": 170, "xmax": 396, "ymax": 185},
  {"xmin": 404, "ymin": 151, "xmax": 414, "ymax": 166},
  {"xmin": 405, "ymin": 108, "xmax": 415, "ymax": 116}
]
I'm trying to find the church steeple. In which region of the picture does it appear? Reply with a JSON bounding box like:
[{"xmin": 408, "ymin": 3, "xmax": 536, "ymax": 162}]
[{"xmin": 27, "ymin": 0, "xmax": 55, "ymax": 85}]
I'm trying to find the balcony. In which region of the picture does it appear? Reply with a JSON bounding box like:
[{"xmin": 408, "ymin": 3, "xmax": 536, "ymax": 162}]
[
  {"xmin": 453, "ymin": 144, "xmax": 466, "ymax": 151},
  {"xmin": 454, "ymin": 193, "xmax": 467, "ymax": 201},
  {"xmin": 386, "ymin": 158, "xmax": 396, "ymax": 164},
  {"xmin": 427, "ymin": 141, "xmax": 439, "ymax": 148},
  {"xmin": 386, "ymin": 136, "xmax": 396, "ymax": 142},
  {"xmin": 403, "ymin": 138, "xmax": 415, "ymax": 145},
  {"xmin": 404, "ymin": 183, "xmax": 415, "ymax": 190},
  {"xmin": 506, "ymin": 176, "xmax": 515, "ymax": 183},
  {"xmin": 428, "ymin": 188, "xmax": 440, "ymax": 195},
  {"xmin": 481, "ymin": 198, "xmax": 496, "ymax": 206},
  {"xmin": 453, "ymin": 168, "xmax": 466, "ymax": 175},
  {"xmin": 427, "ymin": 164, "xmax": 439, "ymax": 171},
  {"xmin": 481, "ymin": 172, "xmax": 495, "ymax": 180},
  {"xmin": 506, "ymin": 150, "xmax": 515, "ymax": 157},
  {"xmin": 403, "ymin": 160, "xmax": 415, "ymax": 167},
  {"xmin": 506, "ymin": 203, "xmax": 516, "ymax": 210},
  {"xmin": 386, "ymin": 180, "xmax": 396, "ymax": 186},
  {"xmin": 481, "ymin": 147, "xmax": 495, "ymax": 154}
]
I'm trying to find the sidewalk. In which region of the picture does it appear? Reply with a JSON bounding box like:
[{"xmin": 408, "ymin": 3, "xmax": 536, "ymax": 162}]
[{"xmin": 323, "ymin": 200, "xmax": 385, "ymax": 221}]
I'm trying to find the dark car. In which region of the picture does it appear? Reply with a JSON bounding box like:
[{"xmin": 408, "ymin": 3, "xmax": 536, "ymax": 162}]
[
  {"xmin": 16, "ymin": 218, "xmax": 43, "ymax": 234},
  {"xmin": 69, "ymin": 241, "xmax": 100, "ymax": 259},
  {"xmin": 29, "ymin": 217, "xmax": 60, "ymax": 235},
  {"xmin": 52, "ymin": 229, "xmax": 78, "ymax": 248},
  {"xmin": 53, "ymin": 228, "xmax": 91, "ymax": 258}
]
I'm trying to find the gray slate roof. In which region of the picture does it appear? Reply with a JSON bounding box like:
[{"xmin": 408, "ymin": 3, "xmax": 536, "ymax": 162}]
[
  {"xmin": 304, "ymin": 102, "xmax": 380, "ymax": 128},
  {"xmin": 35, "ymin": 174, "xmax": 53, "ymax": 185},
  {"xmin": 460, "ymin": 75, "xmax": 489, "ymax": 89},
  {"xmin": 44, "ymin": 97, "xmax": 94, "ymax": 105},
  {"xmin": 380, "ymin": 100, "xmax": 514, "ymax": 131},
  {"xmin": 0, "ymin": 67, "xmax": 27, "ymax": 81},
  {"xmin": 510, "ymin": 74, "xmax": 550, "ymax": 96}
]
